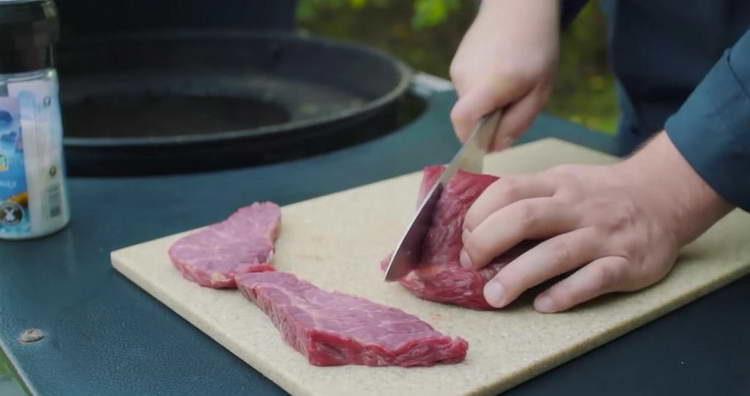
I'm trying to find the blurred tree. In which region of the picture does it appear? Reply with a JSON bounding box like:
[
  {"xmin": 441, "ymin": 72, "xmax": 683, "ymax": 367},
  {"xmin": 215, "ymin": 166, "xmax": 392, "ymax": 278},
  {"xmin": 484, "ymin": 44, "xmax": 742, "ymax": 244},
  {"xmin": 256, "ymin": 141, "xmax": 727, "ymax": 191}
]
[{"xmin": 298, "ymin": 0, "xmax": 619, "ymax": 133}]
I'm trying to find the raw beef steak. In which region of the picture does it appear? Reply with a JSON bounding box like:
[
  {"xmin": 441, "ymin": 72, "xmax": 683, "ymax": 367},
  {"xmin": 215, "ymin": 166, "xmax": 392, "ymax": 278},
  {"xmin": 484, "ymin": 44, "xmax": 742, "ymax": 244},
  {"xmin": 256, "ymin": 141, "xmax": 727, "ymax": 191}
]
[
  {"xmin": 236, "ymin": 271, "xmax": 468, "ymax": 367},
  {"xmin": 169, "ymin": 202, "xmax": 281, "ymax": 288},
  {"xmin": 386, "ymin": 166, "xmax": 529, "ymax": 309}
]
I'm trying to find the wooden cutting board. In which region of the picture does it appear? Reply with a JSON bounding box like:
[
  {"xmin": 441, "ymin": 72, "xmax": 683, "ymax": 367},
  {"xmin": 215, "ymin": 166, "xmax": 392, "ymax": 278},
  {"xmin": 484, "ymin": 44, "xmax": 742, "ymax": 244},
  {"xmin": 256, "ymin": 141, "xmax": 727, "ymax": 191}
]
[{"xmin": 111, "ymin": 138, "xmax": 750, "ymax": 396}]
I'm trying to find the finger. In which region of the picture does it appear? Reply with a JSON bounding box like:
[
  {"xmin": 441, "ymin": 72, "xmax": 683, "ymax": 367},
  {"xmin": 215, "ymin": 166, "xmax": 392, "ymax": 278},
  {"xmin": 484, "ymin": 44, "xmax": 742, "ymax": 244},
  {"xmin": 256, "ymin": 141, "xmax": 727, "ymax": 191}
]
[
  {"xmin": 451, "ymin": 82, "xmax": 529, "ymax": 142},
  {"xmin": 451, "ymin": 87, "xmax": 502, "ymax": 142},
  {"xmin": 490, "ymin": 87, "xmax": 546, "ymax": 151},
  {"xmin": 482, "ymin": 227, "xmax": 602, "ymax": 308},
  {"xmin": 533, "ymin": 256, "xmax": 629, "ymax": 313},
  {"xmin": 451, "ymin": 70, "xmax": 468, "ymax": 97},
  {"xmin": 461, "ymin": 197, "xmax": 579, "ymax": 270},
  {"xmin": 464, "ymin": 175, "xmax": 557, "ymax": 232}
]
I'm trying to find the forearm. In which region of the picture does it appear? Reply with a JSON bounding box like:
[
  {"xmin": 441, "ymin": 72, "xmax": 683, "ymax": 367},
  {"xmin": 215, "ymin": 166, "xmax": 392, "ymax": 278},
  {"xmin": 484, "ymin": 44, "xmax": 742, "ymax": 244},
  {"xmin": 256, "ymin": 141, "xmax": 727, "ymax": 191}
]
[{"xmin": 616, "ymin": 132, "xmax": 733, "ymax": 246}]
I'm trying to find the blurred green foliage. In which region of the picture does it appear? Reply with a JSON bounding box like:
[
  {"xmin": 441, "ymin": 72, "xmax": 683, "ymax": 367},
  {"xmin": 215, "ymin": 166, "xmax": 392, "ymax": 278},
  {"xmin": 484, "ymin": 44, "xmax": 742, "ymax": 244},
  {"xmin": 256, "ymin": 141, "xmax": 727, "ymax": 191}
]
[
  {"xmin": 553, "ymin": 3, "xmax": 619, "ymax": 133},
  {"xmin": 1, "ymin": 348, "xmax": 29, "ymax": 395},
  {"xmin": 0, "ymin": 352, "xmax": 10, "ymax": 376},
  {"xmin": 298, "ymin": 0, "xmax": 461, "ymax": 29},
  {"xmin": 298, "ymin": 0, "xmax": 619, "ymax": 133}
]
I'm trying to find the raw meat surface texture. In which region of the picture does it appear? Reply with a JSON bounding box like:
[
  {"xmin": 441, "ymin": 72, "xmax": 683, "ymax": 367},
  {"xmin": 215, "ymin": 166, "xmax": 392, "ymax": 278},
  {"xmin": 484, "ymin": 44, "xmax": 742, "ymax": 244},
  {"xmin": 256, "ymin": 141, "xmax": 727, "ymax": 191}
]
[
  {"xmin": 388, "ymin": 166, "xmax": 529, "ymax": 309},
  {"xmin": 169, "ymin": 202, "xmax": 281, "ymax": 288},
  {"xmin": 236, "ymin": 271, "xmax": 469, "ymax": 367}
]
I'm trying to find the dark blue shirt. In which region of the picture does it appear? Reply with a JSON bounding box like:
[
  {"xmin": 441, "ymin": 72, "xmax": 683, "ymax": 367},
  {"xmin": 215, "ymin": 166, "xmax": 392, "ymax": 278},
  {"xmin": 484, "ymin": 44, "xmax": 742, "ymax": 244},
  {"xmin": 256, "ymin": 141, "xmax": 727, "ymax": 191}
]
[{"xmin": 566, "ymin": 1, "xmax": 750, "ymax": 210}]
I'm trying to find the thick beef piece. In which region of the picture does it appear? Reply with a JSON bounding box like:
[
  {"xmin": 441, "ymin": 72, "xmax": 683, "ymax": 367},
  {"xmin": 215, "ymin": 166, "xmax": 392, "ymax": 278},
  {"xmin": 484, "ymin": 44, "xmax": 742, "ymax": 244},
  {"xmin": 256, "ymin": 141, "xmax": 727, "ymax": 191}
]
[
  {"xmin": 389, "ymin": 166, "xmax": 527, "ymax": 310},
  {"xmin": 169, "ymin": 202, "xmax": 281, "ymax": 288},
  {"xmin": 236, "ymin": 271, "xmax": 468, "ymax": 367}
]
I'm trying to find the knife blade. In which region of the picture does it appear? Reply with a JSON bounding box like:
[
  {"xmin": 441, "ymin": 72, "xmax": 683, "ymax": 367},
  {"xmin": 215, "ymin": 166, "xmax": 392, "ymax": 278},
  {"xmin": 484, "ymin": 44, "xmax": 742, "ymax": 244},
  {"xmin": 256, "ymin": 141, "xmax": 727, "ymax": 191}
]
[{"xmin": 384, "ymin": 110, "xmax": 502, "ymax": 281}]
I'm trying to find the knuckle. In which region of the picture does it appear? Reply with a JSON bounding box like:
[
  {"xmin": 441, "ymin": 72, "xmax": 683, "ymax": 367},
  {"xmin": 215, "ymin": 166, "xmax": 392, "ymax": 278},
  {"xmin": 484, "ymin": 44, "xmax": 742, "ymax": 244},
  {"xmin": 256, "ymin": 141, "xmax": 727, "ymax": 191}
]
[
  {"xmin": 514, "ymin": 201, "xmax": 538, "ymax": 229},
  {"xmin": 506, "ymin": 115, "xmax": 536, "ymax": 141},
  {"xmin": 545, "ymin": 169, "xmax": 577, "ymax": 194},
  {"xmin": 547, "ymin": 238, "xmax": 573, "ymax": 269},
  {"xmin": 463, "ymin": 233, "xmax": 491, "ymax": 263},
  {"xmin": 621, "ymin": 234, "xmax": 646, "ymax": 261},
  {"xmin": 527, "ymin": 91, "xmax": 548, "ymax": 111},
  {"xmin": 450, "ymin": 103, "xmax": 466, "ymax": 124},
  {"xmin": 462, "ymin": 211, "xmax": 479, "ymax": 231},
  {"xmin": 548, "ymin": 165, "xmax": 584, "ymax": 185},
  {"xmin": 591, "ymin": 262, "xmax": 624, "ymax": 290},
  {"xmin": 496, "ymin": 61, "xmax": 536, "ymax": 85},
  {"xmin": 551, "ymin": 186, "xmax": 574, "ymax": 201},
  {"xmin": 590, "ymin": 265, "xmax": 611, "ymax": 288},
  {"xmin": 604, "ymin": 200, "xmax": 639, "ymax": 232},
  {"xmin": 450, "ymin": 102, "xmax": 469, "ymax": 132},
  {"xmin": 502, "ymin": 178, "xmax": 521, "ymax": 201},
  {"xmin": 497, "ymin": 178, "xmax": 522, "ymax": 202},
  {"xmin": 631, "ymin": 258, "xmax": 674, "ymax": 289},
  {"xmin": 552, "ymin": 191, "xmax": 576, "ymax": 207},
  {"xmin": 449, "ymin": 64, "xmax": 463, "ymax": 83}
]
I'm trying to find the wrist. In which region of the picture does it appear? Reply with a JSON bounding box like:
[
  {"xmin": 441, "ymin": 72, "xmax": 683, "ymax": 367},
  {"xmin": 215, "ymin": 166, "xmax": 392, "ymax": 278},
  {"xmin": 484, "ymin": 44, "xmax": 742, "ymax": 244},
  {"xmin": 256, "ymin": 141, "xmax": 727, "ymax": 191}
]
[
  {"xmin": 476, "ymin": 0, "xmax": 560, "ymax": 66},
  {"xmin": 614, "ymin": 132, "xmax": 733, "ymax": 246},
  {"xmin": 480, "ymin": 0, "xmax": 560, "ymax": 13},
  {"xmin": 478, "ymin": 0, "xmax": 560, "ymax": 27}
]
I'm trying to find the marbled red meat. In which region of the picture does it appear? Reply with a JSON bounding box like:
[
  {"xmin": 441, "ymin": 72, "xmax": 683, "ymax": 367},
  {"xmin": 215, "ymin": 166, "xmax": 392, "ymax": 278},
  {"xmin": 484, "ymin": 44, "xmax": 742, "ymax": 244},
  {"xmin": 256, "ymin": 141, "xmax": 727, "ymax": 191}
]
[
  {"xmin": 236, "ymin": 271, "xmax": 468, "ymax": 367},
  {"xmin": 169, "ymin": 202, "xmax": 281, "ymax": 288},
  {"xmin": 387, "ymin": 166, "xmax": 528, "ymax": 309}
]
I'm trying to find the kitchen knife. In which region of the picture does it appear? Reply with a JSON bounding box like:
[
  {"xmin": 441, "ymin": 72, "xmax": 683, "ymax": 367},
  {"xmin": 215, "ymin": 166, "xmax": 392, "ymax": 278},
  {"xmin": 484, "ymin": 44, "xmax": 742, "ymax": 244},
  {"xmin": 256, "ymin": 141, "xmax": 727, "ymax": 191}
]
[{"xmin": 384, "ymin": 110, "xmax": 503, "ymax": 281}]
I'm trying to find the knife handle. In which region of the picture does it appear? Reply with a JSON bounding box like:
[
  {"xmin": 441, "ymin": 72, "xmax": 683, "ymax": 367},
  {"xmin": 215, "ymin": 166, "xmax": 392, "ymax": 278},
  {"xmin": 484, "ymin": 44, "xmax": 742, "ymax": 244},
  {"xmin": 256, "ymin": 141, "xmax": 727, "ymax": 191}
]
[{"xmin": 477, "ymin": 110, "xmax": 503, "ymax": 152}]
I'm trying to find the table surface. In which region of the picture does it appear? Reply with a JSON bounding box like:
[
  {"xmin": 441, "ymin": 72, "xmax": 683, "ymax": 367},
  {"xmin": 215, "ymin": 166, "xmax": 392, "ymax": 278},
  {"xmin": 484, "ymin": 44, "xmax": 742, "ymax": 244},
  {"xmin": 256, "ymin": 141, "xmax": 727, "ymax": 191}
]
[{"xmin": 1, "ymin": 90, "xmax": 748, "ymax": 396}]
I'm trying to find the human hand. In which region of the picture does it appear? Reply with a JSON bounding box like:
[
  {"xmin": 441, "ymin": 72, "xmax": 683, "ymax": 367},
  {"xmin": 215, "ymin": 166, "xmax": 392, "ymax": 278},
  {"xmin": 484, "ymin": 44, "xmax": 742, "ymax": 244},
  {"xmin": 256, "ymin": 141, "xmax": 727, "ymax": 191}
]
[
  {"xmin": 450, "ymin": 0, "xmax": 560, "ymax": 150},
  {"xmin": 459, "ymin": 132, "xmax": 733, "ymax": 312}
]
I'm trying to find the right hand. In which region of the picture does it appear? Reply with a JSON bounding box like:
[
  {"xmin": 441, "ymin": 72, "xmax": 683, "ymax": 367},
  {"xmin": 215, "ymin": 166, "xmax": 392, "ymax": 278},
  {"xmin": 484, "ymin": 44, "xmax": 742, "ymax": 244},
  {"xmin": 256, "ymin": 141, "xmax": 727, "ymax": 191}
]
[{"xmin": 450, "ymin": 0, "xmax": 560, "ymax": 150}]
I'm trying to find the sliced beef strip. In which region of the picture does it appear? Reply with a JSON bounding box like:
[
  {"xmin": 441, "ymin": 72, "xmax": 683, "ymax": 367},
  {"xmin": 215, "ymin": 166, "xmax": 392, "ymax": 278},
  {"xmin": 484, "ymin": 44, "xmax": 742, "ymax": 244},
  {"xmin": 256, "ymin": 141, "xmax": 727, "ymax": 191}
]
[
  {"xmin": 169, "ymin": 202, "xmax": 281, "ymax": 288},
  {"xmin": 385, "ymin": 166, "xmax": 532, "ymax": 310},
  {"xmin": 236, "ymin": 271, "xmax": 469, "ymax": 367}
]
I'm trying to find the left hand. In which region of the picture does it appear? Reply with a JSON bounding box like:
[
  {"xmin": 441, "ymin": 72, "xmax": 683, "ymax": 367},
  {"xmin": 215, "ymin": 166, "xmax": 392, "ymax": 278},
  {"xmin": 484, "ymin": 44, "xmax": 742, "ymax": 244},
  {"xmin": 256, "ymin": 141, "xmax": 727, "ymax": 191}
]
[{"xmin": 459, "ymin": 132, "xmax": 733, "ymax": 312}]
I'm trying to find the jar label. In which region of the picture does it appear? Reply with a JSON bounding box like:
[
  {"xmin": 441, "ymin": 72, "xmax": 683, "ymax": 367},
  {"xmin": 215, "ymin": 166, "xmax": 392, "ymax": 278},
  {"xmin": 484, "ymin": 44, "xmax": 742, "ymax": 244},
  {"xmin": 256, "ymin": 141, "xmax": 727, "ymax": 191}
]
[
  {"xmin": 0, "ymin": 95, "xmax": 31, "ymax": 235},
  {"xmin": 0, "ymin": 73, "xmax": 69, "ymax": 239}
]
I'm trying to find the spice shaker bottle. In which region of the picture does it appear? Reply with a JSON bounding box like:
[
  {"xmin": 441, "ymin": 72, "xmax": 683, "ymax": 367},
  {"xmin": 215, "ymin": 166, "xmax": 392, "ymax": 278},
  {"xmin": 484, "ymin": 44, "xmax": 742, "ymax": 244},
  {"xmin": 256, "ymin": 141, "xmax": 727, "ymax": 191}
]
[{"xmin": 0, "ymin": 0, "xmax": 70, "ymax": 239}]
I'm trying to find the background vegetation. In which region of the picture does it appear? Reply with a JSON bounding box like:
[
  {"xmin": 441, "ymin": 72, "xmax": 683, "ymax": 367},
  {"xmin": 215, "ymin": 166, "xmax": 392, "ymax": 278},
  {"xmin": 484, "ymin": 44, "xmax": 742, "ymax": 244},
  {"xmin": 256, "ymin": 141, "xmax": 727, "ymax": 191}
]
[
  {"xmin": 298, "ymin": 0, "xmax": 619, "ymax": 133},
  {"xmin": 0, "ymin": 352, "xmax": 25, "ymax": 396}
]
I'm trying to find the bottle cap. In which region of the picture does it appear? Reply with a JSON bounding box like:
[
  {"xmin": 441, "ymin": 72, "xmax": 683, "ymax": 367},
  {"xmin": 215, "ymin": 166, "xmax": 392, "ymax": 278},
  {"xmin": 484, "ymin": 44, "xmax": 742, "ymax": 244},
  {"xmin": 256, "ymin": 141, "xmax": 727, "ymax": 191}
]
[{"xmin": 0, "ymin": 0, "xmax": 59, "ymax": 73}]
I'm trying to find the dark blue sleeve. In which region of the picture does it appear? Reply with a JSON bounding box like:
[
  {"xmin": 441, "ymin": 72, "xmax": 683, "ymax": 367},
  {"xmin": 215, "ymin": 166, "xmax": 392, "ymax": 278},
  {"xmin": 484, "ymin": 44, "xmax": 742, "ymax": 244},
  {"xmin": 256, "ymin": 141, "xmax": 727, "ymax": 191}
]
[{"xmin": 665, "ymin": 29, "xmax": 750, "ymax": 211}]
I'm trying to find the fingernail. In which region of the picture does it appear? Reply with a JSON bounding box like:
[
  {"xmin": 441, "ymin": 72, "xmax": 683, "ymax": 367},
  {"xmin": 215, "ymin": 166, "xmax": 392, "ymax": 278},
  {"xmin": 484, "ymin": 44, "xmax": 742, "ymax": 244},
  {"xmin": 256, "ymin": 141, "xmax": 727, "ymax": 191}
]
[
  {"xmin": 484, "ymin": 280, "xmax": 505, "ymax": 307},
  {"xmin": 535, "ymin": 294, "xmax": 556, "ymax": 312},
  {"xmin": 459, "ymin": 249, "xmax": 473, "ymax": 268}
]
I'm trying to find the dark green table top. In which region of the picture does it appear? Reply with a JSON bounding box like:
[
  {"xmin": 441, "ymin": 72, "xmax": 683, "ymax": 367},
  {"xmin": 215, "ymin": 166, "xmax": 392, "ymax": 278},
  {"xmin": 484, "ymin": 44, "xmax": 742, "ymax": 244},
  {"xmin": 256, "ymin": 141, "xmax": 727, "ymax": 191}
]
[{"xmin": 1, "ymin": 91, "xmax": 748, "ymax": 395}]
